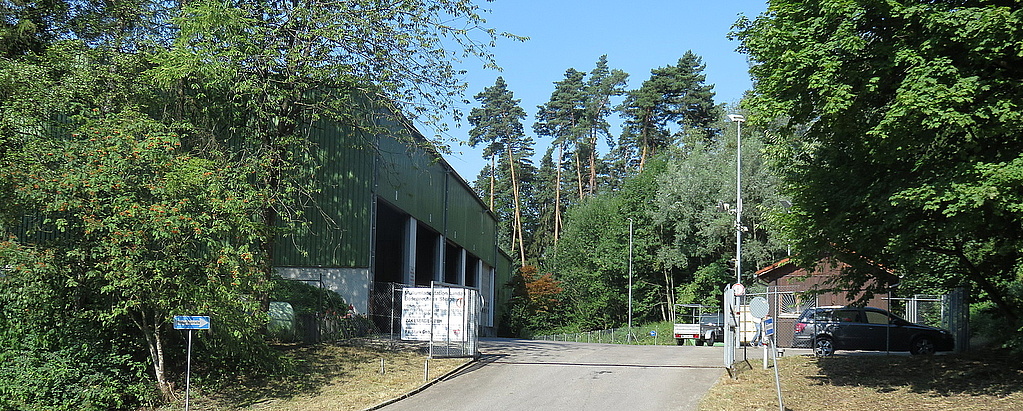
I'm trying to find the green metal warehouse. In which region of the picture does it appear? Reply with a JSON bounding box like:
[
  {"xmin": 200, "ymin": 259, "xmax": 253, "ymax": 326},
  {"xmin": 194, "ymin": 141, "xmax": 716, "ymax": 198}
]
[{"xmin": 273, "ymin": 118, "xmax": 513, "ymax": 336}]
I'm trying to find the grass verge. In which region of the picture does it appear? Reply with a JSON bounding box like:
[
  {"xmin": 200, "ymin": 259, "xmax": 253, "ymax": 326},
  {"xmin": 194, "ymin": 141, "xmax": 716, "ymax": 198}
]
[
  {"xmin": 700, "ymin": 349, "xmax": 1023, "ymax": 410},
  {"xmin": 168, "ymin": 341, "xmax": 469, "ymax": 411}
]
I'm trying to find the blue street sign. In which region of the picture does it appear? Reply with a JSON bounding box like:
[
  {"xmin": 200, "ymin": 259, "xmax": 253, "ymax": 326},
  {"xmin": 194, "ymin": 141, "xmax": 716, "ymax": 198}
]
[
  {"xmin": 174, "ymin": 316, "xmax": 211, "ymax": 330},
  {"xmin": 649, "ymin": 330, "xmax": 657, "ymax": 337},
  {"xmin": 764, "ymin": 317, "xmax": 774, "ymax": 337}
]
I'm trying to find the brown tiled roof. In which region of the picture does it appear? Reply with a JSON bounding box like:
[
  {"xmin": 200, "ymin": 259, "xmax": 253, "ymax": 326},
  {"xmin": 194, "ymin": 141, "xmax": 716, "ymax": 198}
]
[{"xmin": 754, "ymin": 258, "xmax": 797, "ymax": 283}]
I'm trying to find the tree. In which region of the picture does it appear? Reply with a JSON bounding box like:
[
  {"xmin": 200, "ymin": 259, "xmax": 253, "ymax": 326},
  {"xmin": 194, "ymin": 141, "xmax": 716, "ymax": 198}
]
[
  {"xmin": 553, "ymin": 192, "xmax": 632, "ymax": 330},
  {"xmin": 528, "ymin": 149, "xmax": 560, "ymax": 260},
  {"xmin": 619, "ymin": 51, "xmax": 720, "ymax": 172},
  {"xmin": 652, "ymin": 126, "xmax": 783, "ymax": 307},
  {"xmin": 534, "ymin": 68, "xmax": 588, "ymax": 243},
  {"xmin": 1, "ymin": 0, "xmax": 520, "ymax": 406},
  {"xmin": 2, "ymin": 112, "xmax": 268, "ymax": 401},
  {"xmin": 548, "ymin": 128, "xmax": 785, "ymax": 330},
  {"xmin": 468, "ymin": 77, "xmax": 533, "ymax": 264},
  {"xmin": 582, "ymin": 55, "xmax": 628, "ymax": 195},
  {"xmin": 501, "ymin": 265, "xmax": 567, "ymax": 336},
  {"xmin": 733, "ymin": 0, "xmax": 1023, "ymax": 342}
]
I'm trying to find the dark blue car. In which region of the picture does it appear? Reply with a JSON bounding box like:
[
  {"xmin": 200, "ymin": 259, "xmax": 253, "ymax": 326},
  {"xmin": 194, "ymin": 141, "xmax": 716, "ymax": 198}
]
[{"xmin": 793, "ymin": 306, "xmax": 955, "ymax": 356}]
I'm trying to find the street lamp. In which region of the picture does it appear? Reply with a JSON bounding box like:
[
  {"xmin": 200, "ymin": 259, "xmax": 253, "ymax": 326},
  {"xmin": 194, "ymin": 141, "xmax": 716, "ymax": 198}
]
[
  {"xmin": 628, "ymin": 217, "xmax": 634, "ymax": 343},
  {"xmin": 727, "ymin": 114, "xmax": 745, "ymax": 286}
]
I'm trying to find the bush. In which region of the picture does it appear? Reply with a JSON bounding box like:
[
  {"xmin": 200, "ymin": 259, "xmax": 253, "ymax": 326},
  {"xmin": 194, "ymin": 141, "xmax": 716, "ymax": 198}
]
[
  {"xmin": 270, "ymin": 278, "xmax": 349, "ymax": 316},
  {"xmin": 971, "ymin": 301, "xmax": 1023, "ymax": 352},
  {"xmin": 0, "ymin": 330, "xmax": 154, "ymax": 411}
]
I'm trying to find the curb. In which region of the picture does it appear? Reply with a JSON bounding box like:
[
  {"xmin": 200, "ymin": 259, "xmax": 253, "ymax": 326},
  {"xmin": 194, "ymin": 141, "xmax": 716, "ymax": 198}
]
[{"xmin": 362, "ymin": 356, "xmax": 479, "ymax": 411}]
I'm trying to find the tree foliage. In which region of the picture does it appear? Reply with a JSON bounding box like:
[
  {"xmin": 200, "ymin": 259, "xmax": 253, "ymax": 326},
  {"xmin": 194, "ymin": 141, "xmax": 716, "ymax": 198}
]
[
  {"xmin": 487, "ymin": 51, "xmax": 784, "ymax": 334},
  {"xmin": 1, "ymin": 0, "xmax": 516, "ymax": 407},
  {"xmin": 468, "ymin": 76, "xmax": 534, "ymax": 264},
  {"xmin": 734, "ymin": 0, "xmax": 1023, "ymax": 346},
  {"xmin": 619, "ymin": 51, "xmax": 721, "ymax": 171},
  {"xmin": 548, "ymin": 129, "xmax": 784, "ymax": 331},
  {"xmin": 501, "ymin": 265, "xmax": 567, "ymax": 336},
  {"xmin": 1, "ymin": 111, "xmax": 269, "ymax": 406}
]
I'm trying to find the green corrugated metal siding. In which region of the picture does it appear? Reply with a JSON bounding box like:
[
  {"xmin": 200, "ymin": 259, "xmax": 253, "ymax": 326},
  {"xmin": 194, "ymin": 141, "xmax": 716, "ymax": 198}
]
[
  {"xmin": 275, "ymin": 113, "xmax": 502, "ymax": 274},
  {"xmin": 480, "ymin": 212, "xmax": 497, "ymax": 263},
  {"xmin": 274, "ymin": 121, "xmax": 374, "ymax": 267},
  {"xmin": 375, "ymin": 134, "xmax": 446, "ymax": 228},
  {"xmin": 445, "ymin": 178, "xmax": 495, "ymax": 262}
]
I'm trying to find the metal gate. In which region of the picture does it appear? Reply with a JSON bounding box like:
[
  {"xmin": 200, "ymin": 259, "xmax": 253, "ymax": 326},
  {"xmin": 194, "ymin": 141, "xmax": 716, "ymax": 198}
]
[
  {"xmin": 371, "ymin": 282, "xmax": 482, "ymax": 358},
  {"xmin": 732, "ymin": 284, "xmax": 968, "ymax": 352}
]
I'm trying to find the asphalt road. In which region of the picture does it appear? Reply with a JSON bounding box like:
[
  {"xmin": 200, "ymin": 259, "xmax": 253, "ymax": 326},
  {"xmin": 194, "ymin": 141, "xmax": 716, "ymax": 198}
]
[{"xmin": 378, "ymin": 338, "xmax": 725, "ymax": 411}]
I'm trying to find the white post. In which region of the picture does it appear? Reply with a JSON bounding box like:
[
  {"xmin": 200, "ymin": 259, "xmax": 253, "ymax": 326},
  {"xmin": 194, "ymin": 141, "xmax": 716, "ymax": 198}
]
[
  {"xmin": 773, "ymin": 338, "xmax": 784, "ymax": 411},
  {"xmin": 185, "ymin": 329, "xmax": 192, "ymax": 411},
  {"xmin": 763, "ymin": 337, "xmax": 769, "ymax": 370},
  {"xmin": 727, "ymin": 114, "xmax": 746, "ymax": 362},
  {"xmin": 628, "ymin": 217, "xmax": 634, "ymax": 343},
  {"xmin": 734, "ymin": 117, "xmax": 743, "ymax": 286}
]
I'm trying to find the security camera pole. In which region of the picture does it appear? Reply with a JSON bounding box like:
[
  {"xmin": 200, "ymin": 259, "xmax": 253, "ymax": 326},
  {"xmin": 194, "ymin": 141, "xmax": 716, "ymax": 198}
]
[
  {"xmin": 727, "ymin": 114, "xmax": 745, "ymax": 363},
  {"xmin": 727, "ymin": 114, "xmax": 745, "ymax": 287}
]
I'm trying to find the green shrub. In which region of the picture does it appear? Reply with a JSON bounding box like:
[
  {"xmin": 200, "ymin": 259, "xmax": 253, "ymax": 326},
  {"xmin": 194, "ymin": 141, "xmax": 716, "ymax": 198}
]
[
  {"xmin": 0, "ymin": 330, "xmax": 154, "ymax": 411},
  {"xmin": 270, "ymin": 278, "xmax": 348, "ymax": 316}
]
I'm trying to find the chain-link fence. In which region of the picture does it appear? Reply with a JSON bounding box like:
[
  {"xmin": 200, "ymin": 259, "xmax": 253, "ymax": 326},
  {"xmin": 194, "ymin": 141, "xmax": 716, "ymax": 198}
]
[
  {"xmin": 370, "ymin": 282, "xmax": 482, "ymax": 358},
  {"xmin": 370, "ymin": 282, "xmax": 405, "ymax": 340},
  {"xmin": 533, "ymin": 327, "xmax": 638, "ymax": 344},
  {"xmin": 273, "ymin": 278, "xmax": 377, "ymax": 344},
  {"xmin": 739, "ymin": 285, "xmax": 968, "ymax": 352}
]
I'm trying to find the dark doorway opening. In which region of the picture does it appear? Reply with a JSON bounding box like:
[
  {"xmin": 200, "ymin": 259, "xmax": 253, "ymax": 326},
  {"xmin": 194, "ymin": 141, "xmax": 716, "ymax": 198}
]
[
  {"xmin": 444, "ymin": 241, "xmax": 461, "ymax": 285},
  {"xmin": 415, "ymin": 223, "xmax": 438, "ymax": 286},
  {"xmin": 373, "ymin": 200, "xmax": 405, "ymax": 284},
  {"xmin": 465, "ymin": 254, "xmax": 480, "ymax": 287}
]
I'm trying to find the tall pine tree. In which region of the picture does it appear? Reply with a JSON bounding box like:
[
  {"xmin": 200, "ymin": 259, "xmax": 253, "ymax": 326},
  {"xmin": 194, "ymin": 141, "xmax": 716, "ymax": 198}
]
[
  {"xmin": 582, "ymin": 55, "xmax": 628, "ymax": 196},
  {"xmin": 468, "ymin": 77, "xmax": 534, "ymax": 264},
  {"xmin": 534, "ymin": 68, "xmax": 587, "ymax": 244},
  {"xmin": 619, "ymin": 51, "xmax": 720, "ymax": 172}
]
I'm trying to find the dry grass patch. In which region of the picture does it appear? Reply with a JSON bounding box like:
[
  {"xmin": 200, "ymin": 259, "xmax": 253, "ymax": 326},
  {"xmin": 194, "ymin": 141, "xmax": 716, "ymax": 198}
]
[
  {"xmin": 701, "ymin": 349, "xmax": 1023, "ymax": 411},
  {"xmin": 183, "ymin": 342, "xmax": 469, "ymax": 411}
]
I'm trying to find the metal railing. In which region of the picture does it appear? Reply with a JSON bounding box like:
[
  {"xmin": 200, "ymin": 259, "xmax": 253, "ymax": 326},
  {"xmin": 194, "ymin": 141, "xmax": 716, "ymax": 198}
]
[
  {"xmin": 369, "ymin": 282, "xmax": 482, "ymax": 357},
  {"xmin": 533, "ymin": 327, "xmax": 639, "ymax": 344}
]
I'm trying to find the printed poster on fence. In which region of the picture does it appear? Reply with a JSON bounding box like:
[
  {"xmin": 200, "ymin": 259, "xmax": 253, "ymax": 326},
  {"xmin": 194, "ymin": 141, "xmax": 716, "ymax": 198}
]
[{"xmin": 401, "ymin": 287, "xmax": 469, "ymax": 342}]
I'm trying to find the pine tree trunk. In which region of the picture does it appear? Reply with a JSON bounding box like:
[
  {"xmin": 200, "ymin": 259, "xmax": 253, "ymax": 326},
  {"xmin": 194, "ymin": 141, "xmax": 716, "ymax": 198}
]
[
  {"xmin": 489, "ymin": 155, "xmax": 496, "ymax": 211},
  {"xmin": 554, "ymin": 145, "xmax": 563, "ymax": 246},
  {"xmin": 575, "ymin": 151, "xmax": 584, "ymax": 200},
  {"xmin": 639, "ymin": 143, "xmax": 648, "ymax": 172},
  {"xmin": 588, "ymin": 131, "xmax": 598, "ymax": 195},
  {"xmin": 508, "ymin": 146, "xmax": 526, "ymax": 265}
]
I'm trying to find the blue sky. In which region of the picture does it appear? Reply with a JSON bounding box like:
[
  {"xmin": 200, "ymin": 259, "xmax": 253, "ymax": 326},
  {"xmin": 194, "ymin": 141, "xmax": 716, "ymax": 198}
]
[{"xmin": 431, "ymin": 0, "xmax": 769, "ymax": 181}]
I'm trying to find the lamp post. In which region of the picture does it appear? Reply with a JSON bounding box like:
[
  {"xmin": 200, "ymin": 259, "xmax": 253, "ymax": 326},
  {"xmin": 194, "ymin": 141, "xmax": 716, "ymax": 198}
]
[
  {"xmin": 727, "ymin": 114, "xmax": 745, "ymax": 286},
  {"xmin": 628, "ymin": 217, "xmax": 634, "ymax": 343},
  {"xmin": 727, "ymin": 113, "xmax": 746, "ymax": 364}
]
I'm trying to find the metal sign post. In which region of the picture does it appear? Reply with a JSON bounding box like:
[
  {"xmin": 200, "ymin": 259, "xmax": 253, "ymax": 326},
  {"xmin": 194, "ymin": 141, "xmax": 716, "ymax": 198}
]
[
  {"xmin": 174, "ymin": 316, "xmax": 211, "ymax": 411},
  {"xmin": 762, "ymin": 316, "xmax": 774, "ymax": 370},
  {"xmin": 723, "ymin": 286, "xmax": 736, "ymax": 368}
]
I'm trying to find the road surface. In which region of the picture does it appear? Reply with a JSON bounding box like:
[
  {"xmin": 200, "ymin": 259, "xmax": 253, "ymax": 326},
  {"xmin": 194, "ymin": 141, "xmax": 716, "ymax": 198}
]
[{"xmin": 379, "ymin": 338, "xmax": 725, "ymax": 411}]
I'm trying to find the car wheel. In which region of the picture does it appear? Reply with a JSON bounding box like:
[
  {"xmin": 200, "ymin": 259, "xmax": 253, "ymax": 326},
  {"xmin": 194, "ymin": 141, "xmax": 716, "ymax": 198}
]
[
  {"xmin": 695, "ymin": 339, "xmax": 705, "ymax": 346},
  {"xmin": 814, "ymin": 337, "xmax": 835, "ymax": 357},
  {"xmin": 910, "ymin": 336, "xmax": 936, "ymax": 355}
]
